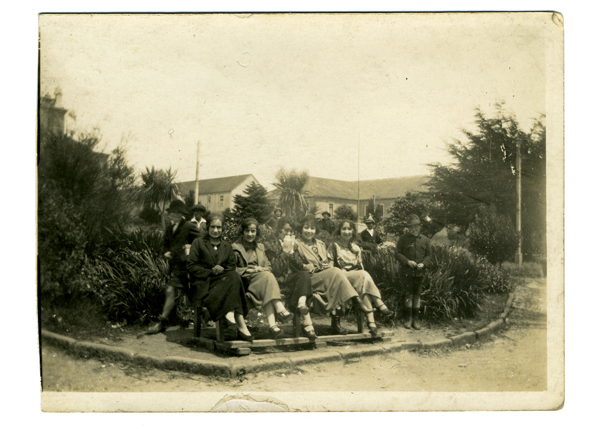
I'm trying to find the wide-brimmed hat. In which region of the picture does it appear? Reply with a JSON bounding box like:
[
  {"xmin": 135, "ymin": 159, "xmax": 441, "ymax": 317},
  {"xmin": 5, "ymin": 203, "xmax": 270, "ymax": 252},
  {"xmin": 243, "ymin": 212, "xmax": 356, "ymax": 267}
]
[
  {"xmin": 365, "ymin": 214, "xmax": 376, "ymax": 224},
  {"xmin": 166, "ymin": 200, "xmax": 189, "ymax": 215},
  {"xmin": 191, "ymin": 203, "xmax": 206, "ymax": 213},
  {"xmin": 406, "ymin": 214, "xmax": 422, "ymax": 226},
  {"xmin": 322, "ymin": 211, "xmax": 331, "ymax": 217}
]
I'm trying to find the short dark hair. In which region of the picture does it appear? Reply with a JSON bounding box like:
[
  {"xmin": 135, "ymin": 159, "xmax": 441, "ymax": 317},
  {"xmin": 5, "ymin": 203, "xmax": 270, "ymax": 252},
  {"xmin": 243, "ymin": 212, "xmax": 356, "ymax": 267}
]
[
  {"xmin": 297, "ymin": 214, "xmax": 319, "ymax": 235},
  {"xmin": 240, "ymin": 218, "xmax": 261, "ymax": 239},
  {"xmin": 205, "ymin": 213, "xmax": 224, "ymax": 229},
  {"xmin": 277, "ymin": 217, "xmax": 295, "ymax": 233},
  {"xmin": 334, "ymin": 219, "xmax": 357, "ymax": 238}
]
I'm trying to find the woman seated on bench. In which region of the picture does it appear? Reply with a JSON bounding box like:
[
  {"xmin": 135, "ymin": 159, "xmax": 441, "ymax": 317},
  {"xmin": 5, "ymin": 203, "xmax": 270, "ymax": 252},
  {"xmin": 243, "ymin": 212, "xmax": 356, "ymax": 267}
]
[
  {"xmin": 232, "ymin": 218, "xmax": 294, "ymax": 339},
  {"xmin": 328, "ymin": 220, "xmax": 394, "ymax": 336},
  {"xmin": 295, "ymin": 215, "xmax": 370, "ymax": 335},
  {"xmin": 266, "ymin": 217, "xmax": 318, "ymax": 340},
  {"xmin": 187, "ymin": 213, "xmax": 253, "ymax": 342}
]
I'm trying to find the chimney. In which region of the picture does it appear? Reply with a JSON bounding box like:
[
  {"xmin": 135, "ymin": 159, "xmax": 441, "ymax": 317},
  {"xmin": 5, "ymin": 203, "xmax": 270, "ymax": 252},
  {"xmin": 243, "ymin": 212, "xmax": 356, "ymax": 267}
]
[{"xmin": 54, "ymin": 86, "xmax": 63, "ymax": 107}]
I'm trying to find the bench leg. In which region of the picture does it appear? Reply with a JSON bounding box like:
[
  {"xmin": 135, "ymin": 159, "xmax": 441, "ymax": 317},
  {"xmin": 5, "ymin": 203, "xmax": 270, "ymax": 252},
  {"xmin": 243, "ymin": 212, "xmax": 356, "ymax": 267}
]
[
  {"xmin": 215, "ymin": 319, "xmax": 225, "ymax": 342},
  {"xmin": 194, "ymin": 306, "xmax": 202, "ymax": 338},
  {"xmin": 293, "ymin": 313, "xmax": 303, "ymax": 338},
  {"xmin": 357, "ymin": 311, "xmax": 365, "ymax": 333}
]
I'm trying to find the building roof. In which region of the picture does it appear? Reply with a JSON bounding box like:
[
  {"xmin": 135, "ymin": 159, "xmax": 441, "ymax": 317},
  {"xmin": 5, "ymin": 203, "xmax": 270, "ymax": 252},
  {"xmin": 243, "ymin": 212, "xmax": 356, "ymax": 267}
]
[
  {"xmin": 306, "ymin": 175, "xmax": 430, "ymax": 200},
  {"xmin": 177, "ymin": 174, "xmax": 257, "ymax": 196}
]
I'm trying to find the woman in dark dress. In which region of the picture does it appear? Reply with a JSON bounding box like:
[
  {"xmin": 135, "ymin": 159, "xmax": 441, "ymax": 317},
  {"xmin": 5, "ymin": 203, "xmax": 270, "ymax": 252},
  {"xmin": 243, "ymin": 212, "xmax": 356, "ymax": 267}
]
[
  {"xmin": 187, "ymin": 213, "xmax": 253, "ymax": 342},
  {"xmin": 232, "ymin": 218, "xmax": 294, "ymax": 339}
]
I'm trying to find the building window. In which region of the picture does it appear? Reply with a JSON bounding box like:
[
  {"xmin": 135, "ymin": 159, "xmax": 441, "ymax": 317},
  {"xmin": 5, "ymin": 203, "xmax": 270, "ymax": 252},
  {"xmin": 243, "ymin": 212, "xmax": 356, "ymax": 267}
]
[
  {"xmin": 207, "ymin": 195, "xmax": 211, "ymax": 204},
  {"xmin": 329, "ymin": 204, "xmax": 333, "ymax": 215},
  {"xmin": 219, "ymin": 195, "xmax": 224, "ymax": 207}
]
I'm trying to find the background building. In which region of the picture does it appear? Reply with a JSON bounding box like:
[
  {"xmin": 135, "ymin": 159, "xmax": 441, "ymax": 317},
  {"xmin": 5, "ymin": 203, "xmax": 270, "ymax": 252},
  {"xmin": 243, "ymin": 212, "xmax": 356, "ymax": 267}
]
[
  {"xmin": 177, "ymin": 174, "xmax": 259, "ymax": 213},
  {"xmin": 40, "ymin": 87, "xmax": 68, "ymax": 136},
  {"xmin": 306, "ymin": 175, "xmax": 430, "ymax": 219}
]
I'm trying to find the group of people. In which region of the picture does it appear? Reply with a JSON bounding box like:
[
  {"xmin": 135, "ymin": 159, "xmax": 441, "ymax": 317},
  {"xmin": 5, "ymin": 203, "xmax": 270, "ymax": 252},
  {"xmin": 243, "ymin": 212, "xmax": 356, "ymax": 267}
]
[{"xmin": 148, "ymin": 200, "xmax": 432, "ymax": 342}]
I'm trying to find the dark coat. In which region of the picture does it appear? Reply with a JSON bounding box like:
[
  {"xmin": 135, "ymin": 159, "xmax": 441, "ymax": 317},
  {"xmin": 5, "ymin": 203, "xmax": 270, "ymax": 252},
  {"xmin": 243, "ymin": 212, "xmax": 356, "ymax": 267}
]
[
  {"xmin": 319, "ymin": 218, "xmax": 336, "ymax": 235},
  {"xmin": 163, "ymin": 219, "xmax": 202, "ymax": 273},
  {"xmin": 360, "ymin": 228, "xmax": 383, "ymax": 250},
  {"xmin": 187, "ymin": 236, "xmax": 238, "ymax": 299},
  {"xmin": 395, "ymin": 233, "xmax": 433, "ymax": 277}
]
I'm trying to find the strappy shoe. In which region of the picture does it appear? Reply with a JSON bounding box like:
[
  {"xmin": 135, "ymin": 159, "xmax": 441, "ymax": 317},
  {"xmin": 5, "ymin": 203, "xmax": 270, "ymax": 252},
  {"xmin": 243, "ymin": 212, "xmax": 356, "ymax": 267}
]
[
  {"xmin": 277, "ymin": 309, "xmax": 294, "ymax": 323},
  {"xmin": 302, "ymin": 325, "xmax": 318, "ymax": 340},
  {"xmin": 297, "ymin": 304, "xmax": 310, "ymax": 316},
  {"xmin": 377, "ymin": 304, "xmax": 394, "ymax": 317},
  {"xmin": 367, "ymin": 322, "xmax": 379, "ymax": 336},
  {"xmin": 269, "ymin": 325, "xmax": 285, "ymax": 339}
]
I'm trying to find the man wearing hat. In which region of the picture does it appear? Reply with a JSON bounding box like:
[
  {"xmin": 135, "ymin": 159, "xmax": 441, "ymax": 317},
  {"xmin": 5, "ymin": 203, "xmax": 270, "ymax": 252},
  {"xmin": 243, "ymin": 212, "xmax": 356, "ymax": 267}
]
[
  {"xmin": 190, "ymin": 203, "xmax": 208, "ymax": 236},
  {"xmin": 395, "ymin": 214, "xmax": 432, "ymax": 330},
  {"xmin": 319, "ymin": 211, "xmax": 336, "ymax": 234},
  {"xmin": 147, "ymin": 200, "xmax": 202, "ymax": 334},
  {"xmin": 360, "ymin": 214, "xmax": 383, "ymax": 251}
]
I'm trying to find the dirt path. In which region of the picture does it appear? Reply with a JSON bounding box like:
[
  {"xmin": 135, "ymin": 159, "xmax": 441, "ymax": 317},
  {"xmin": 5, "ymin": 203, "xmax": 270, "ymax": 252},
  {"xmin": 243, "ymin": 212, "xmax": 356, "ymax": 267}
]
[{"xmin": 41, "ymin": 277, "xmax": 546, "ymax": 392}]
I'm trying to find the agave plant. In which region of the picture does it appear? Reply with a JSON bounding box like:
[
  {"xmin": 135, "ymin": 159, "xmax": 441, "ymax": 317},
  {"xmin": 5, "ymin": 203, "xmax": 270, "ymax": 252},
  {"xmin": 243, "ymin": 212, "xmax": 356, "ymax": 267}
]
[{"xmin": 271, "ymin": 168, "xmax": 311, "ymax": 219}]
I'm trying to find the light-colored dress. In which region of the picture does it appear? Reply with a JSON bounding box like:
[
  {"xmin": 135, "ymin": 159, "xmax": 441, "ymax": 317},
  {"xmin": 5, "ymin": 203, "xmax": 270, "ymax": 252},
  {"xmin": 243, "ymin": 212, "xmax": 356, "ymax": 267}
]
[
  {"xmin": 295, "ymin": 238, "xmax": 358, "ymax": 314},
  {"xmin": 232, "ymin": 240, "xmax": 282, "ymax": 309},
  {"xmin": 328, "ymin": 241, "xmax": 382, "ymax": 300}
]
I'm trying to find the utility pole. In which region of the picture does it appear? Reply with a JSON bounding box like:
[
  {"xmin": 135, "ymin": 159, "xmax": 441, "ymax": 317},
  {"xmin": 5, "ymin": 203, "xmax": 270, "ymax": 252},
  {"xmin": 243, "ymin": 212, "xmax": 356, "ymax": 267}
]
[
  {"xmin": 194, "ymin": 140, "xmax": 201, "ymax": 205},
  {"xmin": 515, "ymin": 137, "xmax": 523, "ymax": 265},
  {"xmin": 357, "ymin": 137, "xmax": 360, "ymax": 219}
]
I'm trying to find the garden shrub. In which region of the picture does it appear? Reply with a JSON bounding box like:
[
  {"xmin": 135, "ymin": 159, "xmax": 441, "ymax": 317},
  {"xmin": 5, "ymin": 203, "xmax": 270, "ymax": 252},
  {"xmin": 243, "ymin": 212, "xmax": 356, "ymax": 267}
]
[
  {"xmin": 362, "ymin": 244, "xmax": 512, "ymax": 320},
  {"xmin": 469, "ymin": 206, "xmax": 518, "ymax": 265}
]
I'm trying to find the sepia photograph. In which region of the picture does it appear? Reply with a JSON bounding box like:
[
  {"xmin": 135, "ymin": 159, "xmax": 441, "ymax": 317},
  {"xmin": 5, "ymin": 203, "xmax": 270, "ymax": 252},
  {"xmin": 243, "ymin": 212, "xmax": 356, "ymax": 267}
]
[{"xmin": 36, "ymin": 11, "xmax": 564, "ymax": 412}]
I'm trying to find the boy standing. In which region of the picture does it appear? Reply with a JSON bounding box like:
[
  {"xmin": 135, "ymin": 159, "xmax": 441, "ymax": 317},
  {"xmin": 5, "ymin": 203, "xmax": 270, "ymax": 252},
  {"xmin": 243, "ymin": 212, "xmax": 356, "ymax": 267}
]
[
  {"xmin": 395, "ymin": 214, "xmax": 432, "ymax": 330},
  {"xmin": 147, "ymin": 200, "xmax": 201, "ymax": 334}
]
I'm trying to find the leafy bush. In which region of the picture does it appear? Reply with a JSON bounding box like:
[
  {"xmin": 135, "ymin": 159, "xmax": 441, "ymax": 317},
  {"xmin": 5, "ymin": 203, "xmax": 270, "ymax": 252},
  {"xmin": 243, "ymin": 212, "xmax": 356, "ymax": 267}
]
[
  {"xmin": 138, "ymin": 205, "xmax": 162, "ymax": 224},
  {"xmin": 362, "ymin": 244, "xmax": 512, "ymax": 320},
  {"xmin": 469, "ymin": 206, "xmax": 518, "ymax": 264},
  {"xmin": 88, "ymin": 246, "xmax": 169, "ymax": 324},
  {"xmin": 38, "ymin": 131, "xmax": 136, "ymax": 301}
]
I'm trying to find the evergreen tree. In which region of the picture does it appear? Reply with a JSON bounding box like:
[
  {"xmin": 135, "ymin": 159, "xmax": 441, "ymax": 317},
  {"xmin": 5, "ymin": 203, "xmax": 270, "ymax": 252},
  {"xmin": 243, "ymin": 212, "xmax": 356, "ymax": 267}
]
[
  {"xmin": 428, "ymin": 104, "xmax": 546, "ymax": 257},
  {"xmin": 382, "ymin": 192, "xmax": 444, "ymax": 238},
  {"xmin": 232, "ymin": 182, "xmax": 274, "ymax": 225}
]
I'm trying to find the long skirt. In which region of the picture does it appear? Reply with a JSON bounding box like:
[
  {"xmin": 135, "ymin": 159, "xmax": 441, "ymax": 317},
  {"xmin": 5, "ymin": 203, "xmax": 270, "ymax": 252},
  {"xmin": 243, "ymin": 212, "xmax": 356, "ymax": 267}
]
[
  {"xmin": 344, "ymin": 270, "xmax": 382, "ymax": 300},
  {"xmin": 242, "ymin": 271, "xmax": 282, "ymax": 309},
  {"xmin": 284, "ymin": 271, "xmax": 313, "ymax": 312},
  {"xmin": 310, "ymin": 267, "xmax": 358, "ymax": 314},
  {"xmin": 201, "ymin": 271, "xmax": 249, "ymax": 321}
]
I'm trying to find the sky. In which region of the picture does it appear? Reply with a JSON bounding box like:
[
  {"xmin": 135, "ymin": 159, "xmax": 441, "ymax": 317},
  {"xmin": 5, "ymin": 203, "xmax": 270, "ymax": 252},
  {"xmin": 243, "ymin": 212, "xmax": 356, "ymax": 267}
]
[{"xmin": 40, "ymin": 13, "xmax": 547, "ymax": 189}]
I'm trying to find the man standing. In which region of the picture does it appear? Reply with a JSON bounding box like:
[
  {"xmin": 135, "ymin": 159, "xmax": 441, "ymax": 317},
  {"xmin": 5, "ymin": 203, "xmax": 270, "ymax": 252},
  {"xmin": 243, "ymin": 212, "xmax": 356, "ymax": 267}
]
[
  {"xmin": 319, "ymin": 211, "xmax": 336, "ymax": 234},
  {"xmin": 360, "ymin": 214, "xmax": 383, "ymax": 251},
  {"xmin": 190, "ymin": 203, "xmax": 208, "ymax": 235},
  {"xmin": 147, "ymin": 200, "xmax": 202, "ymax": 334},
  {"xmin": 395, "ymin": 214, "xmax": 432, "ymax": 330}
]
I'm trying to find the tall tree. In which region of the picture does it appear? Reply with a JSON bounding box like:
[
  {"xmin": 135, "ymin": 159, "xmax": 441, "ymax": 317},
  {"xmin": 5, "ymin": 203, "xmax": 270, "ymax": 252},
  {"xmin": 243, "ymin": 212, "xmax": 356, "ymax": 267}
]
[
  {"xmin": 334, "ymin": 204, "xmax": 358, "ymax": 222},
  {"xmin": 272, "ymin": 168, "xmax": 311, "ymax": 220},
  {"xmin": 232, "ymin": 182, "xmax": 274, "ymax": 225},
  {"xmin": 138, "ymin": 166, "xmax": 180, "ymax": 229},
  {"xmin": 428, "ymin": 105, "xmax": 546, "ymax": 257}
]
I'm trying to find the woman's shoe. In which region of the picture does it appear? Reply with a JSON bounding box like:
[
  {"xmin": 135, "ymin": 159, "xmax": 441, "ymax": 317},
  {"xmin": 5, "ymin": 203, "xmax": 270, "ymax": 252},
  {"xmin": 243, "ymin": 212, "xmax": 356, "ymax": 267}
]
[
  {"xmin": 303, "ymin": 325, "xmax": 318, "ymax": 340},
  {"xmin": 377, "ymin": 304, "xmax": 394, "ymax": 317},
  {"xmin": 297, "ymin": 304, "xmax": 310, "ymax": 316},
  {"xmin": 331, "ymin": 315, "xmax": 348, "ymax": 335},
  {"xmin": 269, "ymin": 325, "xmax": 285, "ymax": 339},
  {"xmin": 277, "ymin": 309, "xmax": 294, "ymax": 323},
  {"xmin": 367, "ymin": 322, "xmax": 379, "ymax": 336},
  {"xmin": 352, "ymin": 296, "xmax": 370, "ymax": 313},
  {"xmin": 236, "ymin": 330, "xmax": 254, "ymax": 342}
]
